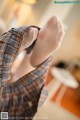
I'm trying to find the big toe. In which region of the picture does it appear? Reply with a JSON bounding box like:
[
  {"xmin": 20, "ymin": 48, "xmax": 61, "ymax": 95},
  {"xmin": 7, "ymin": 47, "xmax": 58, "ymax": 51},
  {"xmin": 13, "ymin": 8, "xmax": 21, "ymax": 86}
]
[{"xmin": 45, "ymin": 15, "xmax": 59, "ymax": 28}]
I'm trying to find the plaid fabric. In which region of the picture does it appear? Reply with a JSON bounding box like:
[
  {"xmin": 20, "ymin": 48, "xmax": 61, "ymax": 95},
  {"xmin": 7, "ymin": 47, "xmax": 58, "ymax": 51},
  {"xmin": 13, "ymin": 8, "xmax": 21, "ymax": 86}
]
[
  {"xmin": 0, "ymin": 26, "xmax": 32, "ymax": 87},
  {"xmin": 0, "ymin": 25, "xmax": 53, "ymax": 120},
  {"xmin": 38, "ymin": 86, "xmax": 48, "ymax": 108},
  {"xmin": 0, "ymin": 56, "xmax": 52, "ymax": 120}
]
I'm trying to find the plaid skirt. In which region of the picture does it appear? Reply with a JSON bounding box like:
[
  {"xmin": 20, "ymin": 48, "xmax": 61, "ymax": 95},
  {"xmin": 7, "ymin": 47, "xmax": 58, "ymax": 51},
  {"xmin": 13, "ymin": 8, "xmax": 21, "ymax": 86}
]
[
  {"xmin": 0, "ymin": 25, "xmax": 35, "ymax": 86},
  {"xmin": 0, "ymin": 26, "xmax": 53, "ymax": 119},
  {"xmin": 0, "ymin": 56, "xmax": 52, "ymax": 120}
]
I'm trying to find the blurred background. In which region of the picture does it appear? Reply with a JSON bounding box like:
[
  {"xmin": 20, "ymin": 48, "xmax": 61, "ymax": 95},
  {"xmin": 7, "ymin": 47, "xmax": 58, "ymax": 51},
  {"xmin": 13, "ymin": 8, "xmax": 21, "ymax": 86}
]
[{"xmin": 0, "ymin": 0, "xmax": 80, "ymax": 120}]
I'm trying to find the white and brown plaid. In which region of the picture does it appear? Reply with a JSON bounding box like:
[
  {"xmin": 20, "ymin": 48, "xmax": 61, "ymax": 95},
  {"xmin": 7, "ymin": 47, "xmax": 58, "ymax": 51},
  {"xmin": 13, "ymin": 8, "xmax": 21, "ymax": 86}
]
[
  {"xmin": 0, "ymin": 26, "xmax": 32, "ymax": 85},
  {"xmin": 0, "ymin": 26, "xmax": 52, "ymax": 120}
]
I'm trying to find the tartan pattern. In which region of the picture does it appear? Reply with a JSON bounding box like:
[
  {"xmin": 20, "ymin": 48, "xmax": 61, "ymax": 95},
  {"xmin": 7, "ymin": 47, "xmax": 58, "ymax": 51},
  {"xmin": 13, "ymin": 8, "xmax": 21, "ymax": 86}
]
[
  {"xmin": 0, "ymin": 56, "xmax": 52, "ymax": 120},
  {"xmin": 38, "ymin": 86, "xmax": 48, "ymax": 108},
  {"xmin": 0, "ymin": 26, "xmax": 31, "ymax": 86},
  {"xmin": 0, "ymin": 25, "xmax": 53, "ymax": 119}
]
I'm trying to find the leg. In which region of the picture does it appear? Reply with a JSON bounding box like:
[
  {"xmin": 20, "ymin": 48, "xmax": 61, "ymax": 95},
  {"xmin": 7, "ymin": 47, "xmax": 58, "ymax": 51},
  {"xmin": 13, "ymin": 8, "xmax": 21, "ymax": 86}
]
[
  {"xmin": 10, "ymin": 16, "xmax": 65, "ymax": 83},
  {"xmin": 0, "ymin": 55, "xmax": 52, "ymax": 120},
  {"xmin": 8, "ymin": 51, "xmax": 35, "ymax": 83},
  {"xmin": 30, "ymin": 16, "xmax": 65, "ymax": 67},
  {"xmin": 0, "ymin": 26, "xmax": 38, "ymax": 87}
]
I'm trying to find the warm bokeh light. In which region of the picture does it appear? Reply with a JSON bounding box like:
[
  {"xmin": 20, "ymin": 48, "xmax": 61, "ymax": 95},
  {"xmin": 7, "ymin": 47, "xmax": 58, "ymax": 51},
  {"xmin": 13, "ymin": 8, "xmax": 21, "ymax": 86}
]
[
  {"xmin": 22, "ymin": 0, "xmax": 37, "ymax": 4},
  {"xmin": 0, "ymin": 1, "xmax": 80, "ymax": 119}
]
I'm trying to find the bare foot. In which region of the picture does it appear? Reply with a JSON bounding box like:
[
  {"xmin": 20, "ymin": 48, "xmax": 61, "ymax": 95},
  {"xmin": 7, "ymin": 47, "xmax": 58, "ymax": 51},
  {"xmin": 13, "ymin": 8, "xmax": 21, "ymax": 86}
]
[
  {"xmin": 30, "ymin": 16, "xmax": 65, "ymax": 67},
  {"xmin": 20, "ymin": 27, "xmax": 38, "ymax": 51}
]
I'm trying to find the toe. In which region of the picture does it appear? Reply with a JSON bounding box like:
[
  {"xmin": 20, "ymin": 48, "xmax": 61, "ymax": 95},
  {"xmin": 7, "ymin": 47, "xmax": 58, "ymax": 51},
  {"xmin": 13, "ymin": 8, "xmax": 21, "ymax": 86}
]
[
  {"xmin": 57, "ymin": 30, "xmax": 65, "ymax": 42},
  {"xmin": 56, "ymin": 18, "xmax": 65, "ymax": 41},
  {"xmin": 45, "ymin": 15, "xmax": 59, "ymax": 28},
  {"xmin": 58, "ymin": 20, "xmax": 64, "ymax": 33}
]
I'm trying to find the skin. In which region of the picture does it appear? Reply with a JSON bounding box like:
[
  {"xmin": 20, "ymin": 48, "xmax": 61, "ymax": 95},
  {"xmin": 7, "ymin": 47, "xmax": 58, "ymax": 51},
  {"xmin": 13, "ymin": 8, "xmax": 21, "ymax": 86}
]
[
  {"xmin": 30, "ymin": 16, "xmax": 65, "ymax": 67},
  {"xmin": 8, "ymin": 16, "xmax": 65, "ymax": 83}
]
